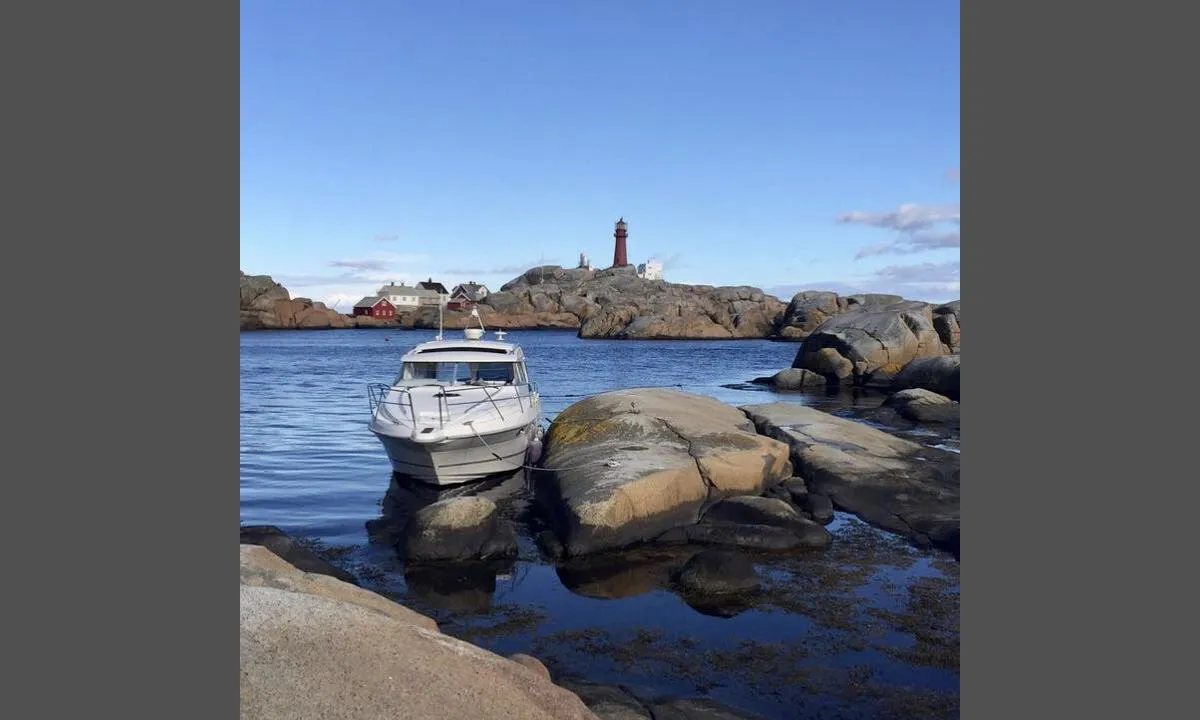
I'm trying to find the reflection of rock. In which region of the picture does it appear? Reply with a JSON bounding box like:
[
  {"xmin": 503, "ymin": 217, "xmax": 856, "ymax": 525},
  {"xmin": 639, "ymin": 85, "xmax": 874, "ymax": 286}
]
[
  {"xmin": 403, "ymin": 561, "xmax": 514, "ymax": 614},
  {"xmin": 240, "ymin": 524, "xmax": 358, "ymax": 585},
  {"xmin": 741, "ymin": 403, "xmax": 959, "ymax": 557},
  {"xmin": 556, "ymin": 549, "xmax": 692, "ymax": 600},
  {"xmin": 401, "ymin": 496, "xmax": 519, "ymax": 563},
  {"xmin": 674, "ymin": 550, "xmax": 760, "ymax": 596},
  {"xmin": 537, "ymin": 389, "xmax": 792, "ymax": 556}
]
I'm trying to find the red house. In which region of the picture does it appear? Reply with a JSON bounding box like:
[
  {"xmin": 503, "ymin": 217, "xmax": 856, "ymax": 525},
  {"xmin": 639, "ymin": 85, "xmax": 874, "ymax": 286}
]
[{"xmin": 352, "ymin": 296, "xmax": 396, "ymax": 318}]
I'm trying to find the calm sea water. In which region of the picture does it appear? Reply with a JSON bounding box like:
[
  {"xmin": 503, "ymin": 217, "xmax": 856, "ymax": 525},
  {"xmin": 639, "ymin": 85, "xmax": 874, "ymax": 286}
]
[{"xmin": 240, "ymin": 329, "xmax": 959, "ymax": 720}]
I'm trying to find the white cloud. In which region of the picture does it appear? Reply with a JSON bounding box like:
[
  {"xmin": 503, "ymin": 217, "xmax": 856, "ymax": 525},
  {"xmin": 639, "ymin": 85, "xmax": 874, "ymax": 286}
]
[{"xmin": 838, "ymin": 203, "xmax": 960, "ymax": 232}]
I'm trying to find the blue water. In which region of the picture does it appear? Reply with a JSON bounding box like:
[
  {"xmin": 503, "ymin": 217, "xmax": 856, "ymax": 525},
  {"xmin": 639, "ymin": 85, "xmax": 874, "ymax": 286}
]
[{"xmin": 240, "ymin": 329, "xmax": 959, "ymax": 719}]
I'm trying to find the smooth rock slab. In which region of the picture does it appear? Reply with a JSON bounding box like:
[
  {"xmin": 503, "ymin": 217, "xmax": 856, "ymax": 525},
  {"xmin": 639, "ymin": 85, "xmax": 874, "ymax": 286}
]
[
  {"xmin": 240, "ymin": 584, "xmax": 598, "ymax": 720},
  {"xmin": 536, "ymin": 389, "xmax": 792, "ymax": 556},
  {"xmin": 739, "ymin": 403, "xmax": 960, "ymax": 557}
]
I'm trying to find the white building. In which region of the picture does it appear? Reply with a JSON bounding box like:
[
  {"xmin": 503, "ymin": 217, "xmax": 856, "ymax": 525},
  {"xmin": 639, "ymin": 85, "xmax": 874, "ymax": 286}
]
[
  {"xmin": 637, "ymin": 260, "xmax": 664, "ymax": 281},
  {"xmin": 376, "ymin": 281, "xmax": 424, "ymax": 308}
]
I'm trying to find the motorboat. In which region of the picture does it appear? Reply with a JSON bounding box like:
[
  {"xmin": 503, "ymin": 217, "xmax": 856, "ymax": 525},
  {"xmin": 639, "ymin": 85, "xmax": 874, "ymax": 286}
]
[{"xmin": 368, "ymin": 310, "xmax": 543, "ymax": 485}]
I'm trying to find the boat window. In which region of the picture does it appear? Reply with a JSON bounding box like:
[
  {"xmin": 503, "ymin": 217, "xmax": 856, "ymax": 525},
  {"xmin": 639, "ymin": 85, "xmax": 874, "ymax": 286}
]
[
  {"xmin": 471, "ymin": 362, "xmax": 514, "ymax": 383},
  {"xmin": 402, "ymin": 362, "xmax": 436, "ymax": 380}
]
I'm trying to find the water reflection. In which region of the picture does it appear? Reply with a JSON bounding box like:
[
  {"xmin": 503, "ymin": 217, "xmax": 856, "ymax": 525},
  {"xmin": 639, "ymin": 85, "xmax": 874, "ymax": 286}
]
[
  {"xmin": 403, "ymin": 559, "xmax": 519, "ymax": 614},
  {"xmin": 556, "ymin": 548, "xmax": 694, "ymax": 600}
]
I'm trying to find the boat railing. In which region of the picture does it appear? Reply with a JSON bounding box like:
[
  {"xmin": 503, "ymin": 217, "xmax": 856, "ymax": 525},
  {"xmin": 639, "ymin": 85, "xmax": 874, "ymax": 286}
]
[{"xmin": 368, "ymin": 381, "xmax": 539, "ymax": 429}]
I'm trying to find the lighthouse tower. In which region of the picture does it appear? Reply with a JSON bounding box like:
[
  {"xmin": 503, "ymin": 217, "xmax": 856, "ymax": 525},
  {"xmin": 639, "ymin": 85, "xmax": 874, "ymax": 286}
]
[{"xmin": 612, "ymin": 217, "xmax": 630, "ymax": 268}]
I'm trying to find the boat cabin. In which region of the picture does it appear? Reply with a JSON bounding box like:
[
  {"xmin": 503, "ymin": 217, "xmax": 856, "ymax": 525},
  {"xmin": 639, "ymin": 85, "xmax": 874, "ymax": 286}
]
[{"xmin": 396, "ymin": 340, "xmax": 529, "ymax": 387}]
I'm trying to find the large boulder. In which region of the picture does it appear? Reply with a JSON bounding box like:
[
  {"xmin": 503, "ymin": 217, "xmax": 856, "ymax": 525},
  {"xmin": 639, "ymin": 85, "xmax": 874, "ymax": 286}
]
[
  {"xmin": 792, "ymin": 300, "xmax": 948, "ymax": 387},
  {"xmin": 240, "ymin": 548, "xmax": 599, "ymax": 720},
  {"xmin": 771, "ymin": 291, "xmax": 842, "ymax": 340},
  {"xmin": 892, "ymin": 354, "xmax": 961, "ymax": 400},
  {"xmin": 740, "ymin": 403, "xmax": 959, "ymax": 557},
  {"xmin": 400, "ymin": 496, "xmax": 518, "ymax": 563},
  {"xmin": 240, "ymin": 272, "xmax": 353, "ymax": 330},
  {"xmin": 933, "ymin": 300, "xmax": 961, "ymax": 352},
  {"xmin": 535, "ymin": 389, "xmax": 793, "ymax": 556}
]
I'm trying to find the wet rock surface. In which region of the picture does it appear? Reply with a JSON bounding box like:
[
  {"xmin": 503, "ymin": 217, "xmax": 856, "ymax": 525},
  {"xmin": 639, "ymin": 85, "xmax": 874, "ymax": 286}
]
[{"xmin": 740, "ymin": 403, "xmax": 960, "ymax": 557}]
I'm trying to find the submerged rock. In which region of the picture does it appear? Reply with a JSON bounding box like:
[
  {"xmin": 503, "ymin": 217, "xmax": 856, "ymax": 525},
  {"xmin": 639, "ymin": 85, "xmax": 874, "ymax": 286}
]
[
  {"xmin": 740, "ymin": 403, "xmax": 960, "ymax": 557},
  {"xmin": 401, "ymin": 496, "xmax": 518, "ymax": 563},
  {"xmin": 535, "ymin": 389, "xmax": 792, "ymax": 556}
]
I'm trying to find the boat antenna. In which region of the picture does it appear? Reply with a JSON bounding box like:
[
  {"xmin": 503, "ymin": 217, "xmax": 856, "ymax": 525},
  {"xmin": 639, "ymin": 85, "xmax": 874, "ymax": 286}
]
[{"xmin": 436, "ymin": 292, "xmax": 445, "ymax": 341}]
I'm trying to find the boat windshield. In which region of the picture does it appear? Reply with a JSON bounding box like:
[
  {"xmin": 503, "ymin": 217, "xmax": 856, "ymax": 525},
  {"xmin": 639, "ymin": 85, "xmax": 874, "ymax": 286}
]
[{"xmin": 401, "ymin": 360, "xmax": 522, "ymax": 385}]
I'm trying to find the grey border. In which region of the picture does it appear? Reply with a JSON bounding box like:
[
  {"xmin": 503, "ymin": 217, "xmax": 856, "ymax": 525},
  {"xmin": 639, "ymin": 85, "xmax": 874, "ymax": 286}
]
[
  {"xmin": 963, "ymin": 1, "xmax": 1187, "ymax": 718},
  {"xmin": 5, "ymin": 2, "xmax": 236, "ymax": 715}
]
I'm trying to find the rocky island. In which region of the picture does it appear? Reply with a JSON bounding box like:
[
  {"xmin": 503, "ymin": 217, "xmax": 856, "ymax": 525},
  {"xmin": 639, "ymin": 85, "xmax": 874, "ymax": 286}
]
[{"xmin": 242, "ymin": 265, "xmax": 961, "ymax": 346}]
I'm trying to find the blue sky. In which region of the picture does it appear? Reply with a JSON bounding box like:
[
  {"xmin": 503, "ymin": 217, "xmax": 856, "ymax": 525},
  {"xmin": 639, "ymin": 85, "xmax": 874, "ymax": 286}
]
[{"xmin": 241, "ymin": 0, "xmax": 959, "ymax": 307}]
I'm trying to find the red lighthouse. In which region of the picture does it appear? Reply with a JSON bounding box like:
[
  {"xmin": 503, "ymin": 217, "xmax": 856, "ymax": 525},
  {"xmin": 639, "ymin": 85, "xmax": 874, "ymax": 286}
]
[{"xmin": 612, "ymin": 217, "xmax": 629, "ymax": 267}]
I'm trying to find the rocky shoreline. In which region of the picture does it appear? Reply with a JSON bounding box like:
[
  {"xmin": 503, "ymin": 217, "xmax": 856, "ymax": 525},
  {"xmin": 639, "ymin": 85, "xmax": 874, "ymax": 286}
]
[
  {"xmin": 242, "ymin": 375, "xmax": 960, "ymax": 718},
  {"xmin": 240, "ymin": 268, "xmax": 960, "ymax": 344}
]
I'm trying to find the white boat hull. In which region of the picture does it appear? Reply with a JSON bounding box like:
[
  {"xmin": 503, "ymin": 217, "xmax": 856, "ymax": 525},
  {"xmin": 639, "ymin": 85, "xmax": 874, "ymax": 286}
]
[{"xmin": 372, "ymin": 422, "xmax": 537, "ymax": 485}]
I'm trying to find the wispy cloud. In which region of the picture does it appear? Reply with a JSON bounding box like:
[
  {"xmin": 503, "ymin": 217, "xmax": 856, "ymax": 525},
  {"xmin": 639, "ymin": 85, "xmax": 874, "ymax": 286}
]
[
  {"xmin": 374, "ymin": 233, "xmax": 400, "ymax": 243},
  {"xmin": 853, "ymin": 229, "xmax": 961, "ymax": 259},
  {"xmin": 442, "ymin": 261, "xmax": 542, "ymax": 277},
  {"xmin": 766, "ymin": 261, "xmax": 960, "ymax": 305},
  {"xmin": 838, "ymin": 203, "xmax": 960, "ymax": 232},
  {"xmin": 329, "ymin": 258, "xmax": 389, "ymax": 272}
]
